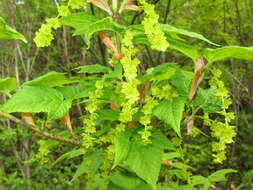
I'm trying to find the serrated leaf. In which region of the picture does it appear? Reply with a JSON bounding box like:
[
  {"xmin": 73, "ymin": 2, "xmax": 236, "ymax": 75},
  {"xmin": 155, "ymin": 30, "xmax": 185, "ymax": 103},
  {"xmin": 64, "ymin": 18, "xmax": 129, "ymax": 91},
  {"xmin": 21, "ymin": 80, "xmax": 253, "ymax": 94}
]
[
  {"xmin": 56, "ymin": 81, "xmax": 96, "ymax": 101},
  {"xmin": 128, "ymin": 24, "xmax": 201, "ymax": 60},
  {"xmin": 60, "ymin": 12, "xmax": 98, "ymax": 28},
  {"xmin": 191, "ymin": 175, "xmax": 211, "ymax": 190},
  {"xmin": 166, "ymin": 36, "xmax": 201, "ymax": 61},
  {"xmin": 105, "ymin": 64, "xmax": 123, "ymax": 79},
  {"xmin": 167, "ymin": 169, "xmax": 188, "ymax": 180},
  {"xmin": 113, "ymin": 130, "xmax": 132, "ymax": 168},
  {"xmin": 109, "ymin": 170, "xmax": 143, "ymax": 189},
  {"xmin": 60, "ymin": 12, "xmax": 125, "ymax": 48},
  {"xmin": 0, "ymin": 17, "xmax": 27, "ymax": 42},
  {"xmin": 204, "ymin": 46, "xmax": 253, "ymax": 63},
  {"xmin": 1, "ymin": 86, "xmax": 71, "ymax": 120},
  {"xmin": 76, "ymin": 64, "xmax": 111, "ymax": 74},
  {"xmin": 192, "ymin": 87, "xmax": 222, "ymax": 113},
  {"xmin": 71, "ymin": 160, "xmax": 87, "ymax": 182},
  {"xmin": 74, "ymin": 17, "xmax": 125, "ymax": 47},
  {"xmin": 171, "ymin": 69, "xmax": 192, "ymax": 100},
  {"xmin": 163, "ymin": 152, "xmax": 181, "ymax": 160},
  {"xmin": 23, "ymin": 72, "xmax": 75, "ymax": 87},
  {"xmin": 208, "ymin": 169, "xmax": 237, "ymax": 183},
  {"xmin": 61, "ymin": 13, "xmax": 125, "ymax": 47},
  {"xmin": 47, "ymin": 100, "xmax": 71, "ymax": 121},
  {"xmin": 122, "ymin": 131, "xmax": 170, "ymax": 190},
  {"xmin": 97, "ymin": 109, "xmax": 119, "ymax": 121},
  {"xmin": 71, "ymin": 150, "xmax": 103, "ymax": 182},
  {"xmin": 53, "ymin": 148, "xmax": 84, "ymax": 165},
  {"xmin": 160, "ymin": 24, "xmax": 219, "ymax": 46},
  {"xmin": 0, "ymin": 77, "xmax": 16, "ymax": 93},
  {"xmin": 153, "ymin": 98, "xmax": 185, "ymax": 136},
  {"xmin": 142, "ymin": 63, "xmax": 177, "ymax": 82}
]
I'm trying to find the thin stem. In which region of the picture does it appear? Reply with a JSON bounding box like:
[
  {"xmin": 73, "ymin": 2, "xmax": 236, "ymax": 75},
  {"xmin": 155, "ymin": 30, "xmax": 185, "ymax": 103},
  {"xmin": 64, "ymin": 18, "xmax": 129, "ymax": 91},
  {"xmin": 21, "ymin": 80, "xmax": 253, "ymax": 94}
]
[
  {"xmin": 131, "ymin": 0, "xmax": 160, "ymax": 25},
  {"xmin": 0, "ymin": 111, "xmax": 81, "ymax": 146}
]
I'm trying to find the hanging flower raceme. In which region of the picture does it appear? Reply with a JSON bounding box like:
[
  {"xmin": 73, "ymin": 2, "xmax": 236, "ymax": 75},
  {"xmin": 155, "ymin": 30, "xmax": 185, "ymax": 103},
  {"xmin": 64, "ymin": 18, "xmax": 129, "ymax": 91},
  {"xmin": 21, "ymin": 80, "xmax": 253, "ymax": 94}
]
[{"xmin": 138, "ymin": 0, "xmax": 169, "ymax": 52}]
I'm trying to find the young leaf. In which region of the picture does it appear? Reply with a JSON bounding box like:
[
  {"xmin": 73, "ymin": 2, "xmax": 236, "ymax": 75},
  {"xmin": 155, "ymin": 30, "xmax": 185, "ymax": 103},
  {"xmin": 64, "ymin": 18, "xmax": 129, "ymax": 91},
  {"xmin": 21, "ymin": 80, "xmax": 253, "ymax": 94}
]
[
  {"xmin": 76, "ymin": 64, "xmax": 111, "ymax": 74},
  {"xmin": 0, "ymin": 16, "xmax": 27, "ymax": 42},
  {"xmin": 73, "ymin": 17, "xmax": 125, "ymax": 47},
  {"xmin": 128, "ymin": 24, "xmax": 201, "ymax": 60},
  {"xmin": 71, "ymin": 150, "xmax": 103, "ymax": 182},
  {"xmin": 208, "ymin": 169, "xmax": 237, "ymax": 183},
  {"xmin": 71, "ymin": 160, "xmax": 87, "ymax": 182},
  {"xmin": 56, "ymin": 81, "xmax": 96, "ymax": 101},
  {"xmin": 142, "ymin": 63, "xmax": 177, "ymax": 82},
  {"xmin": 60, "ymin": 12, "xmax": 98, "ymax": 28},
  {"xmin": 160, "ymin": 24, "xmax": 219, "ymax": 46},
  {"xmin": 53, "ymin": 148, "xmax": 84, "ymax": 165},
  {"xmin": 0, "ymin": 77, "xmax": 16, "ymax": 94},
  {"xmin": 191, "ymin": 175, "xmax": 211, "ymax": 190},
  {"xmin": 192, "ymin": 87, "xmax": 222, "ymax": 113},
  {"xmin": 96, "ymin": 109, "xmax": 120, "ymax": 121},
  {"xmin": 204, "ymin": 46, "xmax": 253, "ymax": 63},
  {"xmin": 1, "ymin": 86, "xmax": 71, "ymax": 120},
  {"xmin": 23, "ymin": 72, "xmax": 74, "ymax": 87},
  {"xmin": 113, "ymin": 130, "xmax": 132, "ymax": 168},
  {"xmin": 109, "ymin": 170, "xmax": 143, "ymax": 190},
  {"xmin": 105, "ymin": 64, "xmax": 123, "ymax": 79},
  {"xmin": 153, "ymin": 98, "xmax": 185, "ymax": 136},
  {"xmin": 171, "ymin": 69, "xmax": 192, "ymax": 100},
  {"xmin": 121, "ymin": 131, "xmax": 171, "ymax": 190}
]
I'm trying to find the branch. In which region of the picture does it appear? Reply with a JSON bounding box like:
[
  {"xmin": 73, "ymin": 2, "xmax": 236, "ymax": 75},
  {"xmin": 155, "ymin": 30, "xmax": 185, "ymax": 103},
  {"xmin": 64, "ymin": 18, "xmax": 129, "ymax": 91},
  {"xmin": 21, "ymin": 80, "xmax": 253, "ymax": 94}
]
[{"xmin": 0, "ymin": 111, "xmax": 81, "ymax": 146}]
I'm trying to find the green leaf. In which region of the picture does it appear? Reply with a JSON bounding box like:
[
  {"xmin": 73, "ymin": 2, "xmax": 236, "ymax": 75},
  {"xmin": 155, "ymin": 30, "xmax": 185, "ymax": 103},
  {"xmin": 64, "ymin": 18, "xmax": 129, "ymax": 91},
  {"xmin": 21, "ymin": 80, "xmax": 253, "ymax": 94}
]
[
  {"xmin": 129, "ymin": 24, "xmax": 201, "ymax": 60},
  {"xmin": 113, "ymin": 130, "xmax": 132, "ymax": 168},
  {"xmin": 204, "ymin": 46, "xmax": 253, "ymax": 63},
  {"xmin": 71, "ymin": 160, "xmax": 87, "ymax": 182},
  {"xmin": 153, "ymin": 98, "xmax": 185, "ymax": 136},
  {"xmin": 0, "ymin": 17, "xmax": 27, "ymax": 42},
  {"xmin": 163, "ymin": 152, "xmax": 181, "ymax": 160},
  {"xmin": 60, "ymin": 12, "xmax": 98, "ymax": 29},
  {"xmin": 208, "ymin": 169, "xmax": 237, "ymax": 183},
  {"xmin": 61, "ymin": 13, "xmax": 125, "ymax": 47},
  {"xmin": 122, "ymin": 131, "xmax": 169, "ymax": 190},
  {"xmin": 23, "ymin": 72, "xmax": 75, "ymax": 87},
  {"xmin": 160, "ymin": 24, "xmax": 219, "ymax": 46},
  {"xmin": 191, "ymin": 175, "xmax": 211, "ymax": 190},
  {"xmin": 192, "ymin": 87, "xmax": 222, "ymax": 113},
  {"xmin": 142, "ymin": 63, "xmax": 177, "ymax": 82},
  {"xmin": 167, "ymin": 169, "xmax": 188, "ymax": 181},
  {"xmin": 53, "ymin": 148, "xmax": 84, "ymax": 165},
  {"xmin": 97, "ymin": 109, "xmax": 119, "ymax": 121},
  {"xmin": 1, "ymin": 86, "xmax": 71, "ymax": 120},
  {"xmin": 105, "ymin": 64, "xmax": 123, "ymax": 79},
  {"xmin": 0, "ymin": 77, "xmax": 16, "ymax": 94},
  {"xmin": 74, "ymin": 17, "xmax": 125, "ymax": 47},
  {"xmin": 56, "ymin": 81, "xmax": 96, "ymax": 101},
  {"xmin": 171, "ymin": 69, "xmax": 192, "ymax": 100},
  {"xmin": 166, "ymin": 35, "xmax": 201, "ymax": 61},
  {"xmin": 71, "ymin": 150, "xmax": 103, "ymax": 182},
  {"xmin": 109, "ymin": 170, "xmax": 143, "ymax": 190},
  {"xmin": 76, "ymin": 64, "xmax": 111, "ymax": 74}
]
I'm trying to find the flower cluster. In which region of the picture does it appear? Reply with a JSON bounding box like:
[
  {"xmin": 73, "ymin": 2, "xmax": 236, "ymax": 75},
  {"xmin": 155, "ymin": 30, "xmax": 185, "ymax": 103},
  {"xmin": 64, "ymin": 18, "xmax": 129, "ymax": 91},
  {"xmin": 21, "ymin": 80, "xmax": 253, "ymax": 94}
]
[
  {"xmin": 138, "ymin": 0, "xmax": 169, "ymax": 51},
  {"xmin": 34, "ymin": 17, "xmax": 61, "ymax": 47},
  {"xmin": 204, "ymin": 68, "xmax": 236, "ymax": 163},
  {"xmin": 116, "ymin": 31, "xmax": 140, "ymax": 132},
  {"xmin": 82, "ymin": 79, "xmax": 105, "ymax": 149}
]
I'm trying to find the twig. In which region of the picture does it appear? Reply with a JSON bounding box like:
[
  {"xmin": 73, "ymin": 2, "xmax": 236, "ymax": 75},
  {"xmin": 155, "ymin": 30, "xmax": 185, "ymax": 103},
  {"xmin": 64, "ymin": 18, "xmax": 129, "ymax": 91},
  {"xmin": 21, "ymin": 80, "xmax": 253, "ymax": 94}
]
[
  {"xmin": 0, "ymin": 111, "xmax": 81, "ymax": 146},
  {"xmin": 131, "ymin": 0, "xmax": 160, "ymax": 25},
  {"xmin": 157, "ymin": 0, "xmax": 172, "ymax": 64}
]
